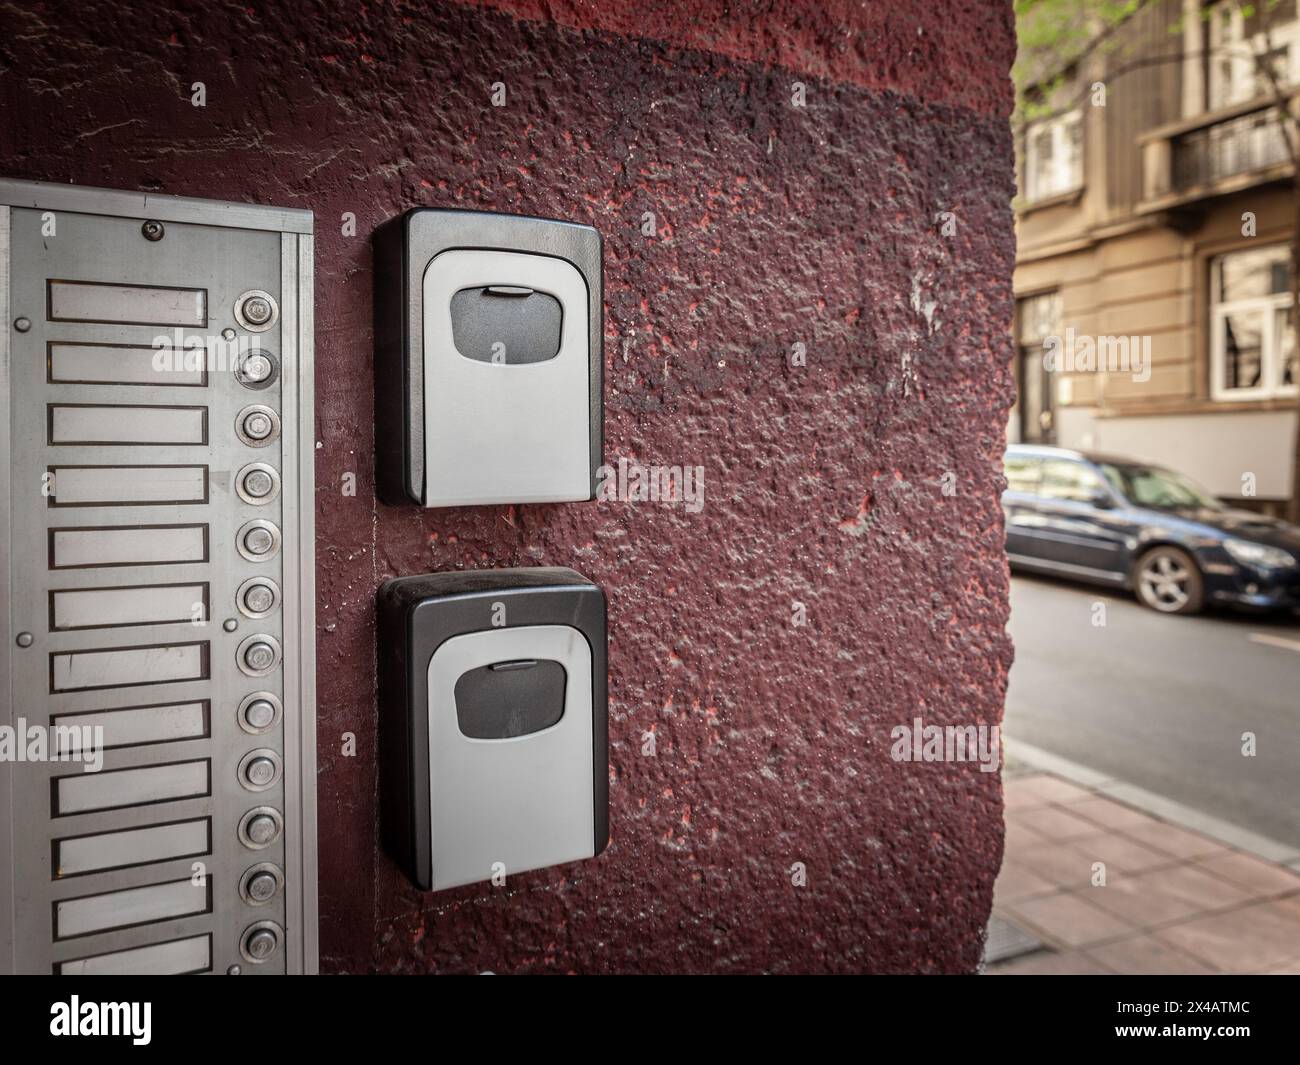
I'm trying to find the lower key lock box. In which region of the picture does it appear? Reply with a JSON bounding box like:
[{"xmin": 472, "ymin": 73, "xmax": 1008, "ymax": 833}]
[
  {"xmin": 378, "ymin": 568, "xmax": 608, "ymax": 891},
  {"xmin": 0, "ymin": 178, "xmax": 317, "ymax": 974}
]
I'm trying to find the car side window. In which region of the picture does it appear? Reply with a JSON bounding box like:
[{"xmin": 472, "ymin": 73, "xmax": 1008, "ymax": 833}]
[
  {"xmin": 1038, "ymin": 459, "xmax": 1107, "ymax": 503},
  {"xmin": 1004, "ymin": 455, "xmax": 1043, "ymax": 493}
]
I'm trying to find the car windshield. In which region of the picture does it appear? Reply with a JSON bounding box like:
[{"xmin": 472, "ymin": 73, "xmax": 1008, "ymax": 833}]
[{"xmin": 1098, "ymin": 463, "xmax": 1222, "ymax": 510}]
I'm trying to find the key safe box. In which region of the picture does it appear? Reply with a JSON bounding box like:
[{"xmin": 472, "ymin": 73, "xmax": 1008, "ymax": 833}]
[
  {"xmin": 373, "ymin": 208, "xmax": 603, "ymax": 509},
  {"xmin": 0, "ymin": 178, "xmax": 318, "ymax": 974},
  {"xmin": 378, "ymin": 568, "xmax": 608, "ymax": 891}
]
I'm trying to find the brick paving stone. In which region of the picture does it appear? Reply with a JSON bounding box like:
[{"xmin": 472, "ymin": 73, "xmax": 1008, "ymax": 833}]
[
  {"xmin": 1007, "ymin": 892, "xmax": 1138, "ymax": 948},
  {"xmin": 1085, "ymin": 934, "xmax": 1218, "ymax": 975}
]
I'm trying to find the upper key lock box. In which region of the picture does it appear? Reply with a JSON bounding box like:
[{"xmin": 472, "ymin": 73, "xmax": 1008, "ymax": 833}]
[
  {"xmin": 377, "ymin": 567, "xmax": 609, "ymax": 892},
  {"xmin": 374, "ymin": 208, "xmax": 603, "ymax": 508}
]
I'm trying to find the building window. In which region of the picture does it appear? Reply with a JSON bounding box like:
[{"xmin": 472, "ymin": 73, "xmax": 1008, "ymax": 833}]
[
  {"xmin": 1015, "ymin": 291, "xmax": 1061, "ymax": 443},
  {"xmin": 1210, "ymin": 245, "xmax": 1298, "ymax": 400},
  {"xmin": 1208, "ymin": 0, "xmax": 1300, "ymax": 111},
  {"xmin": 1024, "ymin": 110, "xmax": 1083, "ymax": 202}
]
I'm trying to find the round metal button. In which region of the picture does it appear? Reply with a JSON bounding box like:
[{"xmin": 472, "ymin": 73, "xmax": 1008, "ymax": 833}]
[
  {"xmin": 235, "ymin": 405, "xmax": 280, "ymax": 448},
  {"xmin": 245, "ymin": 527, "xmax": 274, "ymax": 554},
  {"xmin": 235, "ymin": 290, "xmax": 279, "ymax": 333},
  {"xmin": 236, "ymin": 519, "xmax": 281, "ymax": 562},
  {"xmin": 239, "ymin": 861, "xmax": 285, "ymax": 906},
  {"xmin": 16, "ymin": 632, "xmax": 33, "ymax": 648},
  {"xmin": 244, "ymin": 353, "xmax": 273, "ymax": 382},
  {"xmin": 247, "ymin": 930, "xmax": 276, "ymax": 957},
  {"xmin": 245, "ymin": 699, "xmax": 276, "ymax": 729},
  {"xmin": 242, "ymin": 297, "xmax": 273, "ymax": 326},
  {"xmin": 245, "ymin": 756, "xmax": 276, "ymax": 787},
  {"xmin": 234, "ymin": 348, "xmax": 279, "ymax": 389},
  {"xmin": 237, "ymin": 691, "xmax": 282, "ymax": 735},
  {"xmin": 244, "ymin": 469, "xmax": 273, "ymax": 497},
  {"xmin": 241, "ymin": 926, "xmax": 281, "ymax": 962},
  {"xmin": 238, "ymin": 749, "xmax": 282, "ymax": 793},
  {"xmin": 244, "ymin": 643, "xmax": 275, "ymax": 672},
  {"xmin": 236, "ymin": 463, "xmax": 280, "ymax": 505},
  {"xmin": 236, "ymin": 577, "xmax": 281, "ymax": 621},
  {"xmin": 237, "ymin": 633, "xmax": 281, "ymax": 677},
  {"xmin": 247, "ymin": 815, "xmax": 278, "ymax": 845},
  {"xmin": 238, "ymin": 805, "xmax": 284, "ymax": 849},
  {"xmin": 247, "ymin": 872, "xmax": 277, "ymax": 901}
]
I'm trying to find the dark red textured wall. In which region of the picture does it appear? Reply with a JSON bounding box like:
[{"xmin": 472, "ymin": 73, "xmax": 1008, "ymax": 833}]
[{"xmin": 0, "ymin": 0, "xmax": 1017, "ymax": 973}]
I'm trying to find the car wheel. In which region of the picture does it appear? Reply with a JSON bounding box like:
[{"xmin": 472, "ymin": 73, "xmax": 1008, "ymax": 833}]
[{"xmin": 1134, "ymin": 546, "xmax": 1205, "ymax": 615}]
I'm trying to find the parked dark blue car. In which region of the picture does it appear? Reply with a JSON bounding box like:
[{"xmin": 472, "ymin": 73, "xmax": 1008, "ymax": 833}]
[{"xmin": 1003, "ymin": 444, "xmax": 1300, "ymax": 615}]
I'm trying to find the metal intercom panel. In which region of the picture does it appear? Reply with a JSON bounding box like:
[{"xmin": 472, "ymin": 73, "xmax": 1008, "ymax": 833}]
[{"xmin": 0, "ymin": 179, "xmax": 317, "ymax": 974}]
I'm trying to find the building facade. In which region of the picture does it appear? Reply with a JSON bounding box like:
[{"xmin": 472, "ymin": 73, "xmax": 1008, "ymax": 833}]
[
  {"xmin": 0, "ymin": 1, "xmax": 1017, "ymax": 972},
  {"xmin": 1015, "ymin": 0, "xmax": 1299, "ymax": 510}
]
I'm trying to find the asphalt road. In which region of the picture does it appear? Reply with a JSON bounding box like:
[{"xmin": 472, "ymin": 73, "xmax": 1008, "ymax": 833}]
[{"xmin": 1005, "ymin": 573, "xmax": 1300, "ymax": 849}]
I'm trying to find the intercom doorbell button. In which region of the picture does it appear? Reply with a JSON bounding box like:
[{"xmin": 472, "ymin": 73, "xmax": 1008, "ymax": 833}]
[
  {"xmin": 244, "ymin": 528, "xmax": 273, "ymax": 554},
  {"xmin": 236, "ymin": 404, "xmax": 280, "ymax": 446},
  {"xmin": 237, "ymin": 519, "xmax": 282, "ymax": 561},
  {"xmin": 240, "ymin": 921, "xmax": 284, "ymax": 963},
  {"xmin": 235, "ymin": 289, "xmax": 279, "ymax": 332},
  {"xmin": 238, "ymin": 691, "xmax": 283, "ymax": 734},
  {"xmin": 243, "ymin": 698, "xmax": 276, "ymax": 729},
  {"xmin": 243, "ymin": 353, "xmax": 273, "ymax": 382},
  {"xmin": 239, "ymin": 748, "xmax": 283, "ymax": 791},
  {"xmin": 236, "ymin": 462, "xmax": 281, "ymax": 505},
  {"xmin": 237, "ymin": 577, "xmax": 281, "ymax": 619},
  {"xmin": 238, "ymin": 633, "xmax": 282, "ymax": 677},
  {"xmin": 239, "ymin": 806, "xmax": 284, "ymax": 849},
  {"xmin": 234, "ymin": 348, "xmax": 280, "ymax": 389},
  {"xmin": 239, "ymin": 862, "xmax": 285, "ymax": 905}
]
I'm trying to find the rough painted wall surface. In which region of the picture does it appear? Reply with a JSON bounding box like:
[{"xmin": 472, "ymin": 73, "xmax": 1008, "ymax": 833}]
[{"xmin": 0, "ymin": 0, "xmax": 1017, "ymax": 973}]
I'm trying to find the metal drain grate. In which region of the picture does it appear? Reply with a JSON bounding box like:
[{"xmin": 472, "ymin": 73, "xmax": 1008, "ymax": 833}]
[{"xmin": 983, "ymin": 914, "xmax": 1047, "ymax": 965}]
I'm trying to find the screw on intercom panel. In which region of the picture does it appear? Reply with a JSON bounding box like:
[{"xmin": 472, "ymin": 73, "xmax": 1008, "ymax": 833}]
[
  {"xmin": 13, "ymin": 317, "xmax": 30, "ymax": 333},
  {"xmin": 141, "ymin": 219, "xmax": 165, "ymax": 241}
]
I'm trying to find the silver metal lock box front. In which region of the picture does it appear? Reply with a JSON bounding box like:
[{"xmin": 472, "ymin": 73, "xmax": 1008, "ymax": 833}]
[
  {"xmin": 0, "ymin": 178, "xmax": 317, "ymax": 974},
  {"xmin": 373, "ymin": 208, "xmax": 603, "ymax": 508},
  {"xmin": 377, "ymin": 568, "xmax": 608, "ymax": 891}
]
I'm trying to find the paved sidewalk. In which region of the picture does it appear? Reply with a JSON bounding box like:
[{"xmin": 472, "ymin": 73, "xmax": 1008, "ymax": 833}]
[{"xmin": 986, "ymin": 771, "xmax": 1300, "ymax": 974}]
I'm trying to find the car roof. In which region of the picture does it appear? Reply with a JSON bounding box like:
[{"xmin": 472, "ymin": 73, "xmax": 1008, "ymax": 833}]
[{"xmin": 1004, "ymin": 443, "xmax": 1153, "ymax": 468}]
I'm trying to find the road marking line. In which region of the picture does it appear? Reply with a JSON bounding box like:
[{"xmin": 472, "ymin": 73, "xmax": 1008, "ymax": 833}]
[{"xmin": 1248, "ymin": 633, "xmax": 1300, "ymax": 654}]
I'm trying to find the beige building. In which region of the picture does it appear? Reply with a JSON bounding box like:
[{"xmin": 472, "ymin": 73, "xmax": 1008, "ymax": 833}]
[{"xmin": 1014, "ymin": 0, "xmax": 1299, "ymax": 509}]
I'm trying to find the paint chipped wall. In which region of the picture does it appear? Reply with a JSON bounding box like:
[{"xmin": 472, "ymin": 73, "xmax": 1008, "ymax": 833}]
[{"xmin": 0, "ymin": 0, "xmax": 1017, "ymax": 972}]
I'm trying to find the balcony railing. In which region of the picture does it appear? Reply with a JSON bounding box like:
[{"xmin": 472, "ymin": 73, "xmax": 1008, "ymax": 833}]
[
  {"xmin": 1140, "ymin": 96, "xmax": 1296, "ymax": 212},
  {"xmin": 1172, "ymin": 109, "xmax": 1290, "ymax": 187}
]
